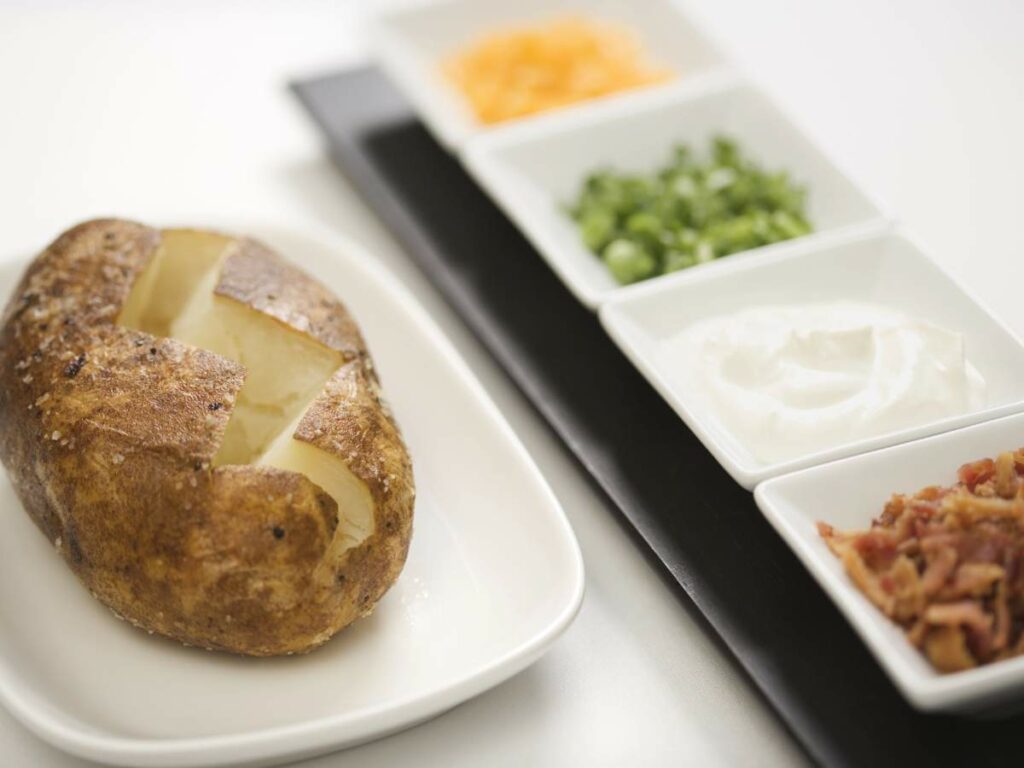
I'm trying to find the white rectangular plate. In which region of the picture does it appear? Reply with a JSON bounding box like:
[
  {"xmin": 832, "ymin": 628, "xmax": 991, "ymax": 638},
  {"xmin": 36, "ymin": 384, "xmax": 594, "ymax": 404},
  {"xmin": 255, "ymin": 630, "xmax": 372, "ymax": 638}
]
[
  {"xmin": 599, "ymin": 228, "xmax": 1024, "ymax": 488},
  {"xmin": 371, "ymin": 0, "xmax": 728, "ymax": 150},
  {"xmin": 463, "ymin": 78, "xmax": 887, "ymax": 308},
  {"xmin": 0, "ymin": 223, "xmax": 584, "ymax": 767},
  {"xmin": 756, "ymin": 412, "xmax": 1024, "ymax": 712}
]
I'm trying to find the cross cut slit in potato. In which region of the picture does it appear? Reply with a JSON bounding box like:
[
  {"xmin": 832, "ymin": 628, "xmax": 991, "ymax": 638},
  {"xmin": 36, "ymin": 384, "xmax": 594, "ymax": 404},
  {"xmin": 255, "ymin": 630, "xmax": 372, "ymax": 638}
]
[{"xmin": 119, "ymin": 229, "xmax": 374, "ymax": 547}]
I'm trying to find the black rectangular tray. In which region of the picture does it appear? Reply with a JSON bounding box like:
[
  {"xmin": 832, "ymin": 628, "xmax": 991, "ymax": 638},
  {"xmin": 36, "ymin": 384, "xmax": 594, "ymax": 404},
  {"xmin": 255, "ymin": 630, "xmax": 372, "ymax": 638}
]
[{"xmin": 292, "ymin": 67, "xmax": 1023, "ymax": 767}]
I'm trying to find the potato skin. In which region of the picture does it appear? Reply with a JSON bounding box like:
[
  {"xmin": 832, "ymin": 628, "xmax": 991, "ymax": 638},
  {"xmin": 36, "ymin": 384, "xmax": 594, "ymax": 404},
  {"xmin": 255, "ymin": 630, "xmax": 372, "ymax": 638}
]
[{"xmin": 0, "ymin": 219, "xmax": 414, "ymax": 655}]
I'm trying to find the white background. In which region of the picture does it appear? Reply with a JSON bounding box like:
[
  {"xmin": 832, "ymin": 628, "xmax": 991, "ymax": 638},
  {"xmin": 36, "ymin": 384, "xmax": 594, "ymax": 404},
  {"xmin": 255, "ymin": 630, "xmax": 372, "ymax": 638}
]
[{"xmin": 0, "ymin": 0, "xmax": 1021, "ymax": 765}]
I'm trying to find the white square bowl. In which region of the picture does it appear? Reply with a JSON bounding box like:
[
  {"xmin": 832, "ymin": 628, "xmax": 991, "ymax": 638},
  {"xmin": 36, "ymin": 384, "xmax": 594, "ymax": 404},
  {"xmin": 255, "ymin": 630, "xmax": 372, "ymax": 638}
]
[
  {"xmin": 370, "ymin": 0, "xmax": 729, "ymax": 150},
  {"xmin": 755, "ymin": 411, "xmax": 1024, "ymax": 712},
  {"xmin": 599, "ymin": 228, "xmax": 1024, "ymax": 489},
  {"xmin": 463, "ymin": 78, "xmax": 889, "ymax": 308}
]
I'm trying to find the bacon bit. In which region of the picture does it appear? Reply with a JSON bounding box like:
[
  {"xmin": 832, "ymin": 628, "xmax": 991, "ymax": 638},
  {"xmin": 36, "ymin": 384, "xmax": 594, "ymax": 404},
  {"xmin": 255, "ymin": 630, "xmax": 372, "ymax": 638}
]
[
  {"xmin": 889, "ymin": 556, "xmax": 925, "ymax": 621},
  {"xmin": 853, "ymin": 529, "xmax": 900, "ymax": 569},
  {"xmin": 995, "ymin": 452, "xmax": 1018, "ymax": 499},
  {"xmin": 991, "ymin": 583, "xmax": 1011, "ymax": 653},
  {"xmin": 920, "ymin": 532, "xmax": 961, "ymax": 553},
  {"xmin": 906, "ymin": 619, "xmax": 928, "ymax": 647},
  {"xmin": 945, "ymin": 563, "xmax": 1005, "ymax": 599},
  {"xmin": 896, "ymin": 537, "xmax": 921, "ymax": 557},
  {"xmin": 942, "ymin": 491, "xmax": 1023, "ymax": 521},
  {"xmin": 958, "ymin": 458, "xmax": 995, "ymax": 490},
  {"xmin": 880, "ymin": 495, "xmax": 906, "ymax": 525},
  {"xmin": 920, "ymin": 547, "xmax": 957, "ymax": 596},
  {"xmin": 924, "ymin": 626, "xmax": 975, "ymax": 673},
  {"xmin": 840, "ymin": 546, "xmax": 894, "ymax": 615},
  {"xmin": 974, "ymin": 479, "xmax": 997, "ymax": 498},
  {"xmin": 924, "ymin": 601, "xmax": 993, "ymax": 633}
]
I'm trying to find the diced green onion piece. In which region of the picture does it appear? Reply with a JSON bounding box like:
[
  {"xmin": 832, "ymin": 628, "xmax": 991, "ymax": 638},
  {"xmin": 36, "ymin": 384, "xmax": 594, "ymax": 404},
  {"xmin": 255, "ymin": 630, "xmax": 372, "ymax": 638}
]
[{"xmin": 602, "ymin": 239, "xmax": 656, "ymax": 284}]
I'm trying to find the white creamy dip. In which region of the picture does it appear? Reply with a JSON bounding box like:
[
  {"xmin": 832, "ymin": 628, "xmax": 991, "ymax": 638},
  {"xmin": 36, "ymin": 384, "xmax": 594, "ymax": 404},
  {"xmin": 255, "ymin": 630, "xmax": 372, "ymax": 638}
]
[{"xmin": 664, "ymin": 302, "xmax": 986, "ymax": 464}]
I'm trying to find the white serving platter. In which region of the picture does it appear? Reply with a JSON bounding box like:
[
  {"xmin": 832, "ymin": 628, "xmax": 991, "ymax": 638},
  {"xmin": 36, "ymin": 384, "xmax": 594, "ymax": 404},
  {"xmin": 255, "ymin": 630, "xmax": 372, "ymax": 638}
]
[
  {"xmin": 599, "ymin": 227, "xmax": 1024, "ymax": 489},
  {"xmin": 755, "ymin": 411, "xmax": 1024, "ymax": 712},
  {"xmin": 0, "ymin": 224, "xmax": 584, "ymax": 767},
  {"xmin": 370, "ymin": 0, "xmax": 729, "ymax": 150},
  {"xmin": 463, "ymin": 77, "xmax": 888, "ymax": 308}
]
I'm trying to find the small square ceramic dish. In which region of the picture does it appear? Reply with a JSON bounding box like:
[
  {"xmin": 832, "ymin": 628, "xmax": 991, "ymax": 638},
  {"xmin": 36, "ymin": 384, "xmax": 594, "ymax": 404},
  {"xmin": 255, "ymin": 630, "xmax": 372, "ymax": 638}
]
[
  {"xmin": 370, "ymin": 0, "xmax": 728, "ymax": 150},
  {"xmin": 463, "ymin": 78, "xmax": 888, "ymax": 308},
  {"xmin": 599, "ymin": 227, "xmax": 1024, "ymax": 489},
  {"xmin": 755, "ymin": 411, "xmax": 1024, "ymax": 712},
  {"xmin": 0, "ymin": 224, "xmax": 584, "ymax": 768}
]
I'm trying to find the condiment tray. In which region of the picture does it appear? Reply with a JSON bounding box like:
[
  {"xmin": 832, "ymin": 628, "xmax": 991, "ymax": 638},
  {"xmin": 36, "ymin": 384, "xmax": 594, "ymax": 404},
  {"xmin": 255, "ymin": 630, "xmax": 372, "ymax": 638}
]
[
  {"xmin": 599, "ymin": 227, "xmax": 1024, "ymax": 488},
  {"xmin": 0, "ymin": 224, "xmax": 584, "ymax": 767},
  {"xmin": 294, "ymin": 66, "xmax": 1024, "ymax": 765},
  {"xmin": 755, "ymin": 411, "xmax": 1024, "ymax": 712},
  {"xmin": 370, "ymin": 0, "xmax": 729, "ymax": 150},
  {"xmin": 464, "ymin": 78, "xmax": 888, "ymax": 308}
]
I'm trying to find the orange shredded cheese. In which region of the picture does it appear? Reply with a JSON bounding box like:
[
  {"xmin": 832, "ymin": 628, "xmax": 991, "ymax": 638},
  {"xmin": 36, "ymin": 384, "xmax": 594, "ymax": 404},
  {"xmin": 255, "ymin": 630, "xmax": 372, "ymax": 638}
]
[{"xmin": 444, "ymin": 16, "xmax": 674, "ymax": 125}]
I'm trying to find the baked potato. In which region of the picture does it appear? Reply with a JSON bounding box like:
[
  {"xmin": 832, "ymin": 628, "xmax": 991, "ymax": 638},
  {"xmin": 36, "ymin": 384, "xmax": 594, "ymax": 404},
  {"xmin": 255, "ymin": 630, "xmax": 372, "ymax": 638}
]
[{"xmin": 0, "ymin": 219, "xmax": 415, "ymax": 656}]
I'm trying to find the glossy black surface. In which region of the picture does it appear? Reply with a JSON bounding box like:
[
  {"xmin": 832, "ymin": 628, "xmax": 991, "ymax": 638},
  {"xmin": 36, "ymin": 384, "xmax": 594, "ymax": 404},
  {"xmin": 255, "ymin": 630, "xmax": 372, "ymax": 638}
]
[{"xmin": 292, "ymin": 67, "xmax": 1024, "ymax": 767}]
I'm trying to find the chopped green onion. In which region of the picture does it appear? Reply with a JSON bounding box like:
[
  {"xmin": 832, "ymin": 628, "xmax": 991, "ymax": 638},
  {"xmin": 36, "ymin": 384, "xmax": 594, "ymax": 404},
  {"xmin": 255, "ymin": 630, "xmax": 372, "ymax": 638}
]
[{"xmin": 569, "ymin": 136, "xmax": 813, "ymax": 285}]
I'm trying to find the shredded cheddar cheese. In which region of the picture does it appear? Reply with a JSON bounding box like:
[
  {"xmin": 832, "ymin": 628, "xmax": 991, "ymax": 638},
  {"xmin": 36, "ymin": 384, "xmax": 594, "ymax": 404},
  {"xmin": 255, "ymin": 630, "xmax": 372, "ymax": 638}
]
[{"xmin": 444, "ymin": 16, "xmax": 674, "ymax": 125}]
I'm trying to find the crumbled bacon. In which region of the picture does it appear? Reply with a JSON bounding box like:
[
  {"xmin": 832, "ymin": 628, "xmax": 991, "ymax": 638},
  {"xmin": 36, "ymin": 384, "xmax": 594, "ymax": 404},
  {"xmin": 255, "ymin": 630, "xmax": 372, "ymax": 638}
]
[
  {"xmin": 820, "ymin": 449, "xmax": 1024, "ymax": 674},
  {"xmin": 995, "ymin": 452, "xmax": 1020, "ymax": 499}
]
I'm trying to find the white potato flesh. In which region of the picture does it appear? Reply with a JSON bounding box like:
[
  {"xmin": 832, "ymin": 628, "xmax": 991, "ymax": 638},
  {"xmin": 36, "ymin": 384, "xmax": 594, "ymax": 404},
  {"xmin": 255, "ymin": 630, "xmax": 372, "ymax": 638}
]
[
  {"xmin": 171, "ymin": 286, "xmax": 343, "ymax": 465},
  {"xmin": 119, "ymin": 230, "xmax": 372, "ymax": 547},
  {"xmin": 117, "ymin": 246, "xmax": 162, "ymax": 330},
  {"xmin": 259, "ymin": 423, "xmax": 374, "ymax": 547},
  {"xmin": 118, "ymin": 230, "xmax": 235, "ymax": 336}
]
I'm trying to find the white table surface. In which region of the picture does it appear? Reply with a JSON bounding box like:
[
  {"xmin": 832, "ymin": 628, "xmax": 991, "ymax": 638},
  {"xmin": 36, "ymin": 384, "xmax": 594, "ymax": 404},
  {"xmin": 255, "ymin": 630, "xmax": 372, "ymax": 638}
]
[{"xmin": 0, "ymin": 0, "xmax": 1021, "ymax": 765}]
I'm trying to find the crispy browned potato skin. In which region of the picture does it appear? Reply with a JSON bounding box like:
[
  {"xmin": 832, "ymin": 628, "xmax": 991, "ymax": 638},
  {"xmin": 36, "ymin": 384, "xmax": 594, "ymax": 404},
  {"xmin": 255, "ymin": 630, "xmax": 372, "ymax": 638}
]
[{"xmin": 0, "ymin": 219, "xmax": 414, "ymax": 655}]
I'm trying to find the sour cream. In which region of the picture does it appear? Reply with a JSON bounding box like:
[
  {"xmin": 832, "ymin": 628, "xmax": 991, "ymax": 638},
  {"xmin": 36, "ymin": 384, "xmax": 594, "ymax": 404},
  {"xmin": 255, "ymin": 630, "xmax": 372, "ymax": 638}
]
[{"xmin": 664, "ymin": 302, "xmax": 986, "ymax": 464}]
